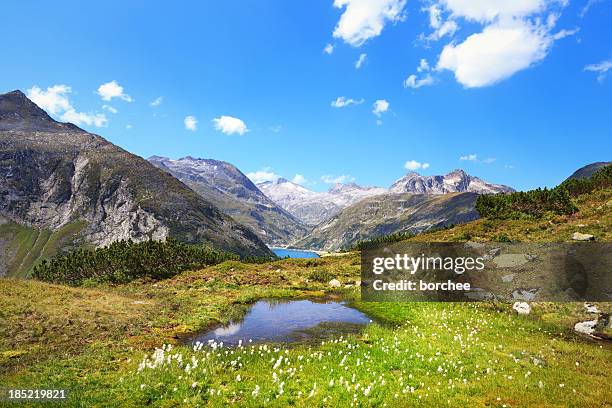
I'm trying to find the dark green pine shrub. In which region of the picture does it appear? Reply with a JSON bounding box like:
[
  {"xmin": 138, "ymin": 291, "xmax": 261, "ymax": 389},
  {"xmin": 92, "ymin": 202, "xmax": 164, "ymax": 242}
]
[
  {"xmin": 32, "ymin": 238, "xmax": 238, "ymax": 286},
  {"xmin": 348, "ymin": 231, "xmax": 416, "ymax": 251},
  {"xmin": 475, "ymin": 164, "xmax": 611, "ymax": 220},
  {"xmin": 560, "ymin": 164, "xmax": 612, "ymax": 196},
  {"xmin": 475, "ymin": 187, "xmax": 577, "ymax": 219}
]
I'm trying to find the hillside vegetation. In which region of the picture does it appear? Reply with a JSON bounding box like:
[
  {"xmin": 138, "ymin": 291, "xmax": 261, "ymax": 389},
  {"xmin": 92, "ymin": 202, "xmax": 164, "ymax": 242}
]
[
  {"xmin": 474, "ymin": 164, "xmax": 611, "ymax": 220},
  {"xmin": 0, "ymin": 165, "xmax": 610, "ymax": 406},
  {"xmin": 1, "ymin": 254, "xmax": 610, "ymax": 406},
  {"xmin": 409, "ymin": 166, "xmax": 611, "ymax": 243},
  {"xmin": 31, "ymin": 238, "xmax": 251, "ymax": 286}
]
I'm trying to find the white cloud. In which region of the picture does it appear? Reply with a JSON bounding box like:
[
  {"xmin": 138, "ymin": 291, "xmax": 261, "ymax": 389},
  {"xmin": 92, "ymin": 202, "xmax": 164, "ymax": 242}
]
[
  {"xmin": 580, "ymin": 0, "xmax": 603, "ymax": 17},
  {"xmin": 404, "ymin": 59, "xmax": 435, "ymax": 89},
  {"xmin": 552, "ymin": 27, "xmax": 579, "ymax": 40},
  {"xmin": 150, "ymin": 96, "xmax": 163, "ymax": 107},
  {"xmin": 61, "ymin": 109, "xmax": 108, "ymax": 127},
  {"xmin": 584, "ymin": 59, "xmax": 612, "ymax": 82},
  {"xmin": 26, "ymin": 85, "xmax": 72, "ymax": 115},
  {"xmin": 460, "ymin": 153, "xmax": 478, "ymax": 161},
  {"xmin": 428, "ymin": 4, "xmax": 443, "ymax": 28},
  {"xmin": 213, "ymin": 115, "xmax": 248, "ymax": 135},
  {"xmin": 268, "ymin": 125, "xmax": 282, "ymax": 133},
  {"xmin": 324, "ymin": 43, "xmax": 335, "ymax": 54},
  {"xmin": 184, "ymin": 115, "xmax": 198, "ymax": 131},
  {"xmin": 102, "ymin": 104, "xmax": 118, "ymax": 114},
  {"xmin": 418, "ymin": 59, "xmax": 430, "ymax": 72},
  {"xmin": 423, "ymin": 5, "xmax": 459, "ymax": 41},
  {"xmin": 430, "ymin": 0, "xmax": 576, "ymax": 88},
  {"xmin": 355, "ymin": 53, "xmax": 367, "ymax": 69},
  {"xmin": 247, "ymin": 168, "xmax": 280, "ymax": 184},
  {"xmin": 404, "ymin": 160, "xmax": 430, "ymax": 171},
  {"xmin": 321, "ymin": 174, "xmax": 355, "ymax": 184},
  {"xmin": 372, "ymin": 99, "xmax": 389, "ymax": 117},
  {"xmin": 459, "ymin": 154, "xmax": 496, "ymax": 163},
  {"xmin": 332, "ymin": 0, "xmax": 407, "ymax": 46},
  {"xmin": 126, "ymin": 124, "xmax": 133, "ymax": 129},
  {"xmin": 26, "ymin": 84, "xmax": 108, "ymax": 128},
  {"xmin": 292, "ymin": 174, "xmax": 307, "ymax": 185},
  {"xmin": 437, "ymin": 19, "xmax": 553, "ymax": 88},
  {"xmin": 439, "ymin": 0, "xmax": 545, "ymax": 22},
  {"xmin": 404, "ymin": 74, "xmax": 435, "ymax": 89},
  {"xmin": 97, "ymin": 80, "xmax": 133, "ymax": 102},
  {"xmin": 432, "ymin": 19, "xmax": 459, "ymax": 40},
  {"xmin": 331, "ymin": 96, "xmax": 364, "ymax": 108}
]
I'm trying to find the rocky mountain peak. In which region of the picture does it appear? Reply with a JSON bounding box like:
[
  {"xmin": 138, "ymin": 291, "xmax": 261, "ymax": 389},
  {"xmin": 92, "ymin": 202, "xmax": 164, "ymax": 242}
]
[
  {"xmin": 447, "ymin": 169, "xmax": 468, "ymax": 177},
  {"xmin": 0, "ymin": 89, "xmax": 83, "ymax": 132},
  {"xmin": 147, "ymin": 156, "xmax": 308, "ymax": 245},
  {"xmin": 328, "ymin": 182, "xmax": 359, "ymax": 192},
  {"xmin": 390, "ymin": 169, "xmax": 513, "ymax": 194}
]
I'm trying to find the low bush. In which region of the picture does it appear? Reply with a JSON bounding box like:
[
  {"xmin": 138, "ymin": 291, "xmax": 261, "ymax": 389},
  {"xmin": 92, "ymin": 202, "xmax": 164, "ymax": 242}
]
[
  {"xmin": 32, "ymin": 238, "xmax": 238, "ymax": 286},
  {"xmin": 475, "ymin": 165, "xmax": 611, "ymax": 220}
]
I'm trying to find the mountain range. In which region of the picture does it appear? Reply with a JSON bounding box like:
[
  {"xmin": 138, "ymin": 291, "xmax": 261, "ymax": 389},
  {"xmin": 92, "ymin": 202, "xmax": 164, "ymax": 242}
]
[
  {"xmin": 294, "ymin": 192, "xmax": 479, "ymax": 251},
  {"xmin": 389, "ymin": 170, "xmax": 514, "ymax": 194},
  {"xmin": 0, "ymin": 89, "xmax": 520, "ymax": 276},
  {"xmin": 148, "ymin": 156, "xmax": 308, "ymax": 245},
  {"xmin": 257, "ymin": 179, "xmax": 386, "ymax": 226},
  {"xmin": 0, "ymin": 90, "xmax": 272, "ymax": 276},
  {"xmin": 257, "ymin": 170, "xmax": 512, "ymax": 227}
]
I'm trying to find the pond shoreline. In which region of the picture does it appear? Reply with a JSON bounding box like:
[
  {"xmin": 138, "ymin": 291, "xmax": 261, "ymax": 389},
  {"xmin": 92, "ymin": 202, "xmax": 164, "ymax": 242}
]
[{"xmin": 182, "ymin": 295, "xmax": 375, "ymax": 347}]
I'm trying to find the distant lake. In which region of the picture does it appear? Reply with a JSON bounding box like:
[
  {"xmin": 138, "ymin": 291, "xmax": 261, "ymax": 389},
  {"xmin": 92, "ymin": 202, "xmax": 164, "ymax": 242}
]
[{"xmin": 272, "ymin": 248, "xmax": 320, "ymax": 258}]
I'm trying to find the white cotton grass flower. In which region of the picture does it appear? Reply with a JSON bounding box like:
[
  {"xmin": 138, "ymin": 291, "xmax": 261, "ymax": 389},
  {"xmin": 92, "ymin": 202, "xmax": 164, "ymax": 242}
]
[
  {"xmin": 308, "ymin": 383, "xmax": 317, "ymax": 398},
  {"xmin": 273, "ymin": 355, "xmax": 283, "ymax": 370}
]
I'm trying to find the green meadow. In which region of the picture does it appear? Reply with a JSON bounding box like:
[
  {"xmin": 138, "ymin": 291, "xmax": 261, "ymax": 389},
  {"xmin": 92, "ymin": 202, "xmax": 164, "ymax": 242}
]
[{"xmin": 1, "ymin": 254, "xmax": 610, "ymax": 407}]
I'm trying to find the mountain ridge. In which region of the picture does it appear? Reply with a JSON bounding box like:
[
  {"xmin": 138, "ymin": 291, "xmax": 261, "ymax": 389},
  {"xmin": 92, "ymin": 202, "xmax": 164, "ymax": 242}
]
[
  {"xmin": 294, "ymin": 192, "xmax": 480, "ymax": 251},
  {"xmin": 148, "ymin": 156, "xmax": 309, "ymax": 245},
  {"xmin": 566, "ymin": 162, "xmax": 612, "ymax": 181},
  {"xmin": 0, "ymin": 90, "xmax": 272, "ymax": 275},
  {"xmin": 389, "ymin": 169, "xmax": 514, "ymax": 195},
  {"xmin": 257, "ymin": 178, "xmax": 386, "ymax": 226},
  {"xmin": 258, "ymin": 170, "xmax": 512, "ymax": 226}
]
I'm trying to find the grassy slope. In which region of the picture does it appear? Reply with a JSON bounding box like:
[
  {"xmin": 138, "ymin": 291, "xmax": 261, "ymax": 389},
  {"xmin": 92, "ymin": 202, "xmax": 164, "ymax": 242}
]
[
  {"xmin": 0, "ymin": 189, "xmax": 610, "ymax": 406},
  {"xmin": 0, "ymin": 221, "xmax": 85, "ymax": 278},
  {"xmin": 407, "ymin": 188, "xmax": 611, "ymax": 243}
]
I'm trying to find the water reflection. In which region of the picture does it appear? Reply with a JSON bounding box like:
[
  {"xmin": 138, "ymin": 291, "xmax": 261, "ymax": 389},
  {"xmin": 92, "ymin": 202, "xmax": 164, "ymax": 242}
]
[{"xmin": 189, "ymin": 299, "xmax": 372, "ymax": 346}]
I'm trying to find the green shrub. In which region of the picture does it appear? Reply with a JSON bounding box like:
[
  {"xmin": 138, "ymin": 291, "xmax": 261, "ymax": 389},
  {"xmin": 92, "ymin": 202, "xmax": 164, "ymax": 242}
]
[
  {"xmin": 32, "ymin": 238, "xmax": 238, "ymax": 286},
  {"xmin": 494, "ymin": 233, "xmax": 512, "ymax": 242},
  {"xmin": 348, "ymin": 231, "xmax": 416, "ymax": 251},
  {"xmin": 307, "ymin": 269, "xmax": 334, "ymax": 283},
  {"xmin": 475, "ymin": 165, "xmax": 611, "ymax": 221},
  {"xmin": 475, "ymin": 187, "xmax": 577, "ymax": 220},
  {"xmin": 560, "ymin": 164, "xmax": 612, "ymax": 196}
]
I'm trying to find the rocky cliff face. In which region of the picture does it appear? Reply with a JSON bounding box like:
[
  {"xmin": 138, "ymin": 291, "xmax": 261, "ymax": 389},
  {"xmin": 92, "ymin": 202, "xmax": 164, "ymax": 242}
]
[
  {"xmin": 389, "ymin": 170, "xmax": 514, "ymax": 195},
  {"xmin": 149, "ymin": 156, "xmax": 309, "ymax": 245},
  {"xmin": 293, "ymin": 192, "xmax": 480, "ymax": 251},
  {"xmin": 0, "ymin": 90, "xmax": 272, "ymax": 275}
]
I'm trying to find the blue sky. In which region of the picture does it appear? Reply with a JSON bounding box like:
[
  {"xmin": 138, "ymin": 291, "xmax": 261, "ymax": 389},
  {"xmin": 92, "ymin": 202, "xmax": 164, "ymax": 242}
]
[{"xmin": 1, "ymin": 1, "xmax": 610, "ymax": 191}]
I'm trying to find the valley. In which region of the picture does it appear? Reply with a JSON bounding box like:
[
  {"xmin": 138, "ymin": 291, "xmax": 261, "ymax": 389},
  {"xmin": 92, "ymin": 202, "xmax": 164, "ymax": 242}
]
[
  {"xmin": 1, "ymin": 183, "xmax": 611, "ymax": 406},
  {"xmin": 0, "ymin": 90, "xmax": 610, "ymax": 407}
]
